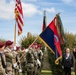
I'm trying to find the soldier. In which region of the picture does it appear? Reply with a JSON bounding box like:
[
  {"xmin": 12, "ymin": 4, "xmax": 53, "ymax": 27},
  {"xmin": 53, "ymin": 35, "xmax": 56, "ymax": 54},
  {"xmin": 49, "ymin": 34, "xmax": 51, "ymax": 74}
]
[
  {"xmin": 37, "ymin": 44, "xmax": 43, "ymax": 75},
  {"xmin": 17, "ymin": 47, "xmax": 26, "ymax": 75},
  {"xmin": 0, "ymin": 42, "xmax": 6, "ymax": 75},
  {"xmin": 26, "ymin": 48, "xmax": 34, "ymax": 75},
  {"xmin": 12, "ymin": 46, "xmax": 20, "ymax": 75},
  {"xmin": 18, "ymin": 47, "xmax": 27, "ymax": 75},
  {"xmin": 4, "ymin": 40, "xmax": 14, "ymax": 75},
  {"xmin": 32, "ymin": 42, "xmax": 40, "ymax": 75},
  {"xmin": 37, "ymin": 44, "xmax": 43, "ymax": 62},
  {"xmin": 16, "ymin": 46, "xmax": 22, "ymax": 73}
]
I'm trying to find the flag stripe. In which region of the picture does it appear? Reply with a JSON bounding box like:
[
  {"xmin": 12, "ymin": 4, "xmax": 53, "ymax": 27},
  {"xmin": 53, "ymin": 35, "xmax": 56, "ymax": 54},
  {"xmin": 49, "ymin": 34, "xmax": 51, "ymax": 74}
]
[
  {"xmin": 18, "ymin": 23, "xmax": 22, "ymax": 31},
  {"xmin": 40, "ymin": 26, "xmax": 55, "ymax": 53},
  {"xmin": 18, "ymin": 30, "xmax": 22, "ymax": 36},
  {"xmin": 17, "ymin": 5, "xmax": 23, "ymax": 15},
  {"xmin": 38, "ymin": 36, "xmax": 55, "ymax": 54},
  {"xmin": 49, "ymin": 17, "xmax": 62, "ymax": 56},
  {"xmin": 17, "ymin": 0, "xmax": 23, "ymax": 17},
  {"xmin": 15, "ymin": 0, "xmax": 24, "ymax": 36},
  {"xmin": 18, "ymin": 14, "xmax": 24, "ymax": 25}
]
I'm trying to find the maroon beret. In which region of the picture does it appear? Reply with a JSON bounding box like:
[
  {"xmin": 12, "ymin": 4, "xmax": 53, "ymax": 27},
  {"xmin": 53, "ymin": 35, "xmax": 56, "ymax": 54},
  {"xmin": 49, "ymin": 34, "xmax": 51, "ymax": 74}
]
[
  {"xmin": 38, "ymin": 44, "xmax": 41, "ymax": 47},
  {"xmin": 0, "ymin": 42, "xmax": 5, "ymax": 48},
  {"xmin": 6, "ymin": 40, "xmax": 13, "ymax": 46},
  {"xmin": 16, "ymin": 46, "xmax": 20, "ymax": 51},
  {"xmin": 22, "ymin": 47, "xmax": 25, "ymax": 50},
  {"xmin": 33, "ymin": 42, "xmax": 37, "ymax": 45}
]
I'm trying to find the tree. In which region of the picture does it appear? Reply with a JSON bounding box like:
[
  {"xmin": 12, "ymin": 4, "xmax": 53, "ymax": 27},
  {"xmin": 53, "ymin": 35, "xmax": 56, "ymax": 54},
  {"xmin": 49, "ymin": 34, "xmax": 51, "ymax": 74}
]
[
  {"xmin": 0, "ymin": 38, "xmax": 6, "ymax": 43},
  {"xmin": 19, "ymin": 32, "xmax": 76, "ymax": 74},
  {"xmin": 48, "ymin": 32, "xmax": 76, "ymax": 75},
  {"xmin": 19, "ymin": 32, "xmax": 45, "ymax": 51}
]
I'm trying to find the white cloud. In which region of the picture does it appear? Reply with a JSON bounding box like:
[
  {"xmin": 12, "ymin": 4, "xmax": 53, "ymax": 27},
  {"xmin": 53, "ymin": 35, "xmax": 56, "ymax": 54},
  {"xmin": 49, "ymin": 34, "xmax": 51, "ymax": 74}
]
[
  {"xmin": 22, "ymin": 3, "xmax": 42, "ymax": 17},
  {"xmin": 61, "ymin": 0, "xmax": 76, "ymax": 6},
  {"xmin": 0, "ymin": 0, "xmax": 15, "ymax": 20},
  {"xmin": 62, "ymin": 0, "xmax": 75, "ymax": 3},
  {"xmin": 0, "ymin": 0, "xmax": 42, "ymax": 20},
  {"xmin": 25, "ymin": 0, "xmax": 37, "ymax": 2},
  {"xmin": 45, "ymin": 8, "xmax": 56, "ymax": 13}
]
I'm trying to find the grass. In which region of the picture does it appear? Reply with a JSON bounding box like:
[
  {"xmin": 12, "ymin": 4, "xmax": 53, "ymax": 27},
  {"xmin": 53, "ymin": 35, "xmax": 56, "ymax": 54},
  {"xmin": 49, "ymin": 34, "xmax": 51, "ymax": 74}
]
[
  {"xmin": 41, "ymin": 70, "xmax": 75, "ymax": 75},
  {"xmin": 20, "ymin": 70, "xmax": 75, "ymax": 75},
  {"xmin": 20, "ymin": 70, "xmax": 52, "ymax": 75},
  {"xmin": 71, "ymin": 72, "xmax": 75, "ymax": 75},
  {"xmin": 41, "ymin": 70, "xmax": 52, "ymax": 75}
]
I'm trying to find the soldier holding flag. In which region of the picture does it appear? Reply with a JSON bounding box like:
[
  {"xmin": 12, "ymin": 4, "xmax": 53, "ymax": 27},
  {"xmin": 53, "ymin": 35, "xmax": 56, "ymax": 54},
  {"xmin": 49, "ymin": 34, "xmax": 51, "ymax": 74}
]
[{"xmin": 37, "ymin": 44, "xmax": 43, "ymax": 75}]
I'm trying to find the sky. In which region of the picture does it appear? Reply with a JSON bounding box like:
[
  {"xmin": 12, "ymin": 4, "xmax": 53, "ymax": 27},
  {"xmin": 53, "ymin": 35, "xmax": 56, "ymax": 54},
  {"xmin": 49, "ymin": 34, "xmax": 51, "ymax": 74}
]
[{"xmin": 0, "ymin": 0, "xmax": 76, "ymax": 45}]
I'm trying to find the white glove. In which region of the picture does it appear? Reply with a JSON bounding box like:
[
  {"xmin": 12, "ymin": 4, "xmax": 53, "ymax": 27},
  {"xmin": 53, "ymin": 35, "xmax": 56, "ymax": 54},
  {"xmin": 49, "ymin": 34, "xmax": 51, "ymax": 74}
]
[
  {"xmin": 19, "ymin": 69, "xmax": 22, "ymax": 72},
  {"xmin": 14, "ymin": 46, "xmax": 16, "ymax": 50},
  {"xmin": 71, "ymin": 67, "xmax": 73, "ymax": 70},
  {"xmin": 62, "ymin": 66, "xmax": 64, "ymax": 69},
  {"xmin": 25, "ymin": 49, "xmax": 29, "ymax": 53},
  {"xmin": 13, "ymin": 63, "xmax": 17, "ymax": 68},
  {"xmin": 37, "ymin": 59, "xmax": 41, "ymax": 67}
]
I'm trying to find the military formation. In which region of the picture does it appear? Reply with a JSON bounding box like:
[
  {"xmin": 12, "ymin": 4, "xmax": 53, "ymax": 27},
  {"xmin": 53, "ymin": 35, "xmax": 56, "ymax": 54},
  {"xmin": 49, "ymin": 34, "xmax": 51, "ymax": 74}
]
[{"xmin": 0, "ymin": 40, "xmax": 43, "ymax": 75}]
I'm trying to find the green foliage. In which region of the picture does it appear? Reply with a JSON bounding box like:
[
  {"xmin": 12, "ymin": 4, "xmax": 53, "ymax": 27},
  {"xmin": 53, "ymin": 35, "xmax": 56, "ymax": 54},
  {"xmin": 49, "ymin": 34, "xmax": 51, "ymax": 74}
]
[
  {"xmin": 19, "ymin": 32, "xmax": 76, "ymax": 75},
  {"xmin": 19, "ymin": 33, "xmax": 45, "ymax": 51},
  {"xmin": 0, "ymin": 38, "xmax": 6, "ymax": 43},
  {"xmin": 48, "ymin": 49, "xmax": 64, "ymax": 75},
  {"xmin": 48, "ymin": 32, "xmax": 76, "ymax": 75},
  {"xmin": 65, "ymin": 32, "xmax": 76, "ymax": 50},
  {"xmin": 19, "ymin": 35, "xmax": 35, "ymax": 48}
]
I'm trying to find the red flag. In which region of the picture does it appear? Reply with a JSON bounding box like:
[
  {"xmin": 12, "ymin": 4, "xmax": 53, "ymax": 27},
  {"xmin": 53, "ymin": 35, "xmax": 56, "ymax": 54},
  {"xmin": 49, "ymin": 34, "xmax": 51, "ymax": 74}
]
[
  {"xmin": 15, "ymin": 0, "xmax": 24, "ymax": 36},
  {"xmin": 39, "ymin": 17, "xmax": 62, "ymax": 64},
  {"xmin": 49, "ymin": 17, "xmax": 62, "ymax": 64}
]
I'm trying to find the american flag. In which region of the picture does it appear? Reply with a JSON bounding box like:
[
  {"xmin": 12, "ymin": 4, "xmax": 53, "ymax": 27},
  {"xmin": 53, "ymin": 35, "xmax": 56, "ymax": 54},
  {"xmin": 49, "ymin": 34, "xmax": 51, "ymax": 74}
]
[{"xmin": 15, "ymin": 0, "xmax": 24, "ymax": 36}]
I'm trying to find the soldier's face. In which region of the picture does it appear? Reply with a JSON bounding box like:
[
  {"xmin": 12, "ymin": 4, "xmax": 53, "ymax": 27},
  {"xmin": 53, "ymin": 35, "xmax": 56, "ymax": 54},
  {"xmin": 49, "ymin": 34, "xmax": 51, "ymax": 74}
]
[
  {"xmin": 2, "ymin": 46, "xmax": 5, "ymax": 50},
  {"xmin": 38, "ymin": 47, "xmax": 41, "ymax": 50},
  {"xmin": 8, "ymin": 44, "xmax": 13, "ymax": 49},
  {"xmin": 0, "ymin": 46, "xmax": 5, "ymax": 51}
]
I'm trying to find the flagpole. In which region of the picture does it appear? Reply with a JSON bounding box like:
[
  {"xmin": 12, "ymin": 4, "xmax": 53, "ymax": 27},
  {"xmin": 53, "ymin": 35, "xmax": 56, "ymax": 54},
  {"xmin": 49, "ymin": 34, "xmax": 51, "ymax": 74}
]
[
  {"xmin": 20, "ymin": 36, "xmax": 38, "ymax": 60},
  {"xmin": 14, "ymin": 22, "xmax": 16, "ymax": 47},
  {"xmin": 44, "ymin": 10, "xmax": 47, "ymax": 51},
  {"xmin": 42, "ymin": 10, "xmax": 47, "ymax": 32}
]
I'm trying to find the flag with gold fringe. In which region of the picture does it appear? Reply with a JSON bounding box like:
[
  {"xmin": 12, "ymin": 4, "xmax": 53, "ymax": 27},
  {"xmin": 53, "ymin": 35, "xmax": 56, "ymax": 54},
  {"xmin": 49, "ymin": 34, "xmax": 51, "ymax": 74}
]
[
  {"xmin": 38, "ymin": 17, "xmax": 62, "ymax": 64},
  {"xmin": 56, "ymin": 14, "xmax": 66, "ymax": 44}
]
